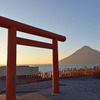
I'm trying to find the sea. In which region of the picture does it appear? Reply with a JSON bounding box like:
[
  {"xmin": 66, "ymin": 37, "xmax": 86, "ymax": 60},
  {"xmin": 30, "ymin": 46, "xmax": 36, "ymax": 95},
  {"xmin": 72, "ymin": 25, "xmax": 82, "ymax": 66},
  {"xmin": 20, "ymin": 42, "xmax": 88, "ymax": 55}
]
[
  {"xmin": 0, "ymin": 64, "xmax": 100, "ymax": 73},
  {"xmin": 30, "ymin": 64, "xmax": 100, "ymax": 73}
]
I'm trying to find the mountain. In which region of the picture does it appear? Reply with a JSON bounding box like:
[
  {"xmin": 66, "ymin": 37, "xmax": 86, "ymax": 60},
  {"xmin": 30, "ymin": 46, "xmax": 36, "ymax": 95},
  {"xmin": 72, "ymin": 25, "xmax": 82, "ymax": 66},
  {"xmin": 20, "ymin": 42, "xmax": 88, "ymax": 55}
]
[{"xmin": 59, "ymin": 46, "xmax": 100, "ymax": 64}]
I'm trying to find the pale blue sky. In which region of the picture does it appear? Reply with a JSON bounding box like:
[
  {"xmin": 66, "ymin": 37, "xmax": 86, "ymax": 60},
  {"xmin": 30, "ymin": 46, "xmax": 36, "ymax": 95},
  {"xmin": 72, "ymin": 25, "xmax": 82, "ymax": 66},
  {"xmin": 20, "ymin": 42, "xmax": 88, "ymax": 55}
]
[{"xmin": 0, "ymin": 0, "xmax": 100, "ymax": 65}]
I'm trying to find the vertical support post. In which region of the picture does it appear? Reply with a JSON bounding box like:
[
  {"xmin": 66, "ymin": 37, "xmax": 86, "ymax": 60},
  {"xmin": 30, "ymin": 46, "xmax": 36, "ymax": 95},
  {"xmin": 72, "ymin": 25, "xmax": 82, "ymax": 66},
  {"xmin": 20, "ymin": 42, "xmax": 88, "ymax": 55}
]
[
  {"xmin": 52, "ymin": 39, "xmax": 59, "ymax": 94},
  {"xmin": 6, "ymin": 27, "xmax": 16, "ymax": 100}
]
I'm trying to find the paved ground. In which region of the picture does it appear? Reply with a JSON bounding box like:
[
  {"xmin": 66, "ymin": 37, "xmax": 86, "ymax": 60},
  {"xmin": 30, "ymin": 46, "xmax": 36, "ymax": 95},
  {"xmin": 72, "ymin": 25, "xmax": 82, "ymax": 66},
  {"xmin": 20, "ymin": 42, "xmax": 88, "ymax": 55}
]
[{"xmin": 0, "ymin": 76, "xmax": 100, "ymax": 100}]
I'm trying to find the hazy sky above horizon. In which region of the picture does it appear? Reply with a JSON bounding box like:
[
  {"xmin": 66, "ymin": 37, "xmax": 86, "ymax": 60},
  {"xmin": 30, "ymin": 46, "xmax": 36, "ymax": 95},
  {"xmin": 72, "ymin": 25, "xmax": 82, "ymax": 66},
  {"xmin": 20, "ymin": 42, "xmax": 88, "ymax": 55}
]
[{"xmin": 0, "ymin": 0, "xmax": 100, "ymax": 65}]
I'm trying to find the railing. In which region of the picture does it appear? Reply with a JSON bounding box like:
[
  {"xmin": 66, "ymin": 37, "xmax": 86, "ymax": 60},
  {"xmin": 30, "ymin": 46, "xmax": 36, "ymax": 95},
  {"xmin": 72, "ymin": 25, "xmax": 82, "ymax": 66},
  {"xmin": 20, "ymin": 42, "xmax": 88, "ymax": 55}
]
[
  {"xmin": 26, "ymin": 68, "xmax": 100, "ymax": 83},
  {"xmin": 26, "ymin": 71, "xmax": 52, "ymax": 83}
]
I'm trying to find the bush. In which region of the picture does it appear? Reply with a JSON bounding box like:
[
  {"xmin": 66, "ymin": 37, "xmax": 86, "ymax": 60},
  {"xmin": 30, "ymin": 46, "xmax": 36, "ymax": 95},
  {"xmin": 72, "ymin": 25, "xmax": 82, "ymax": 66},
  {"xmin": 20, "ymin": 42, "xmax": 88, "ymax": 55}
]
[{"xmin": 84, "ymin": 66, "xmax": 88, "ymax": 69}]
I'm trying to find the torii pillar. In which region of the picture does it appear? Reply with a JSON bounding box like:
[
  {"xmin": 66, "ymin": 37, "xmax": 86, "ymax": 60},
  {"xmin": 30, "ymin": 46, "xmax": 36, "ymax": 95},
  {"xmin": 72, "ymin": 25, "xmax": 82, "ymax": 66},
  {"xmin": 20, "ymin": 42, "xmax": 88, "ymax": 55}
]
[
  {"xmin": 6, "ymin": 27, "xmax": 16, "ymax": 100},
  {"xmin": 52, "ymin": 39, "xmax": 59, "ymax": 93}
]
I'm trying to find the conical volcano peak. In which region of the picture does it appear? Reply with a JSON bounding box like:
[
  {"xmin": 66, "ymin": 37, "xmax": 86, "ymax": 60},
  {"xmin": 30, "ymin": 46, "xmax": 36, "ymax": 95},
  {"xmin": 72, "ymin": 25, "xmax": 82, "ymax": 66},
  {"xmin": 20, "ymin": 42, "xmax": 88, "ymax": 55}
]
[
  {"xmin": 77, "ymin": 45, "xmax": 93, "ymax": 53},
  {"xmin": 60, "ymin": 46, "xmax": 100, "ymax": 64},
  {"xmin": 80, "ymin": 45, "xmax": 92, "ymax": 50}
]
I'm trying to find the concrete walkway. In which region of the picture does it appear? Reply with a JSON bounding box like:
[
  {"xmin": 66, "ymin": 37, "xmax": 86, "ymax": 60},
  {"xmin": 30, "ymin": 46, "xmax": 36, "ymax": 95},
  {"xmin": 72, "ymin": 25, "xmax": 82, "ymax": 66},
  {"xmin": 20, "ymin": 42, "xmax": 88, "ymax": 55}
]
[{"xmin": 0, "ymin": 76, "xmax": 100, "ymax": 100}]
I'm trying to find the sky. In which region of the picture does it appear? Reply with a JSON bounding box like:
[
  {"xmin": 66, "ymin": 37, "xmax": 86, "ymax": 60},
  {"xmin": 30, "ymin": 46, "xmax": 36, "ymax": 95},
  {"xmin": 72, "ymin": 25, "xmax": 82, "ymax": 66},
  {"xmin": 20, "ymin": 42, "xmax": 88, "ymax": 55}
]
[{"xmin": 0, "ymin": 0, "xmax": 100, "ymax": 65}]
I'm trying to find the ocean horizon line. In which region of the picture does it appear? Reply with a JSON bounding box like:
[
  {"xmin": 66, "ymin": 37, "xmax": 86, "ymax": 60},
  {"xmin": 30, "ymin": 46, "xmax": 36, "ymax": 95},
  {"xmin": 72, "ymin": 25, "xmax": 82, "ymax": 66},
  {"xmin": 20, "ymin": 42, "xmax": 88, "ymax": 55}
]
[{"xmin": 0, "ymin": 63, "xmax": 100, "ymax": 66}]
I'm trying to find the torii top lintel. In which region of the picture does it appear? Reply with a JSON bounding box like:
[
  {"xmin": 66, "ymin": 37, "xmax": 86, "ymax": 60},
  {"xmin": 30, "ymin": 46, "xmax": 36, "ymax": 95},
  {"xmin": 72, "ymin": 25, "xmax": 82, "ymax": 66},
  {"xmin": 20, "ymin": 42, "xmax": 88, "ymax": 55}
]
[{"xmin": 0, "ymin": 16, "xmax": 66, "ymax": 42}]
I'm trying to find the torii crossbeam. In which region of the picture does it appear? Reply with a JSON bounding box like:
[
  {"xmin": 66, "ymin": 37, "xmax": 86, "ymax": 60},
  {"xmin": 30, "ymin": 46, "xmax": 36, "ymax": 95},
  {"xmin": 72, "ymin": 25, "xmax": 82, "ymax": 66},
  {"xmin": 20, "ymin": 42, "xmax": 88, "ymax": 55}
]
[{"xmin": 0, "ymin": 16, "xmax": 66, "ymax": 100}]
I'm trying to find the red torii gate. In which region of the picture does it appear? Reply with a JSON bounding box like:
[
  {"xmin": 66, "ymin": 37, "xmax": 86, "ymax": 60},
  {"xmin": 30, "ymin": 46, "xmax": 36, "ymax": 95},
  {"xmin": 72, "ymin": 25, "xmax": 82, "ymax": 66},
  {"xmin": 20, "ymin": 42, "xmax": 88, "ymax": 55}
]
[{"xmin": 0, "ymin": 16, "xmax": 66, "ymax": 100}]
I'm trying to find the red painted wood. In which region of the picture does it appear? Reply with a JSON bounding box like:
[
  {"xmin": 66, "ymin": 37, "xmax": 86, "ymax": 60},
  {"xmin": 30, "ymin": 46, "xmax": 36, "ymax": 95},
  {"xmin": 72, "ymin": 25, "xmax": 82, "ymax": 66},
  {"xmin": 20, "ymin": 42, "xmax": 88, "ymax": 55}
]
[
  {"xmin": 6, "ymin": 27, "xmax": 16, "ymax": 100},
  {"xmin": 16, "ymin": 37, "xmax": 53, "ymax": 49},
  {"xmin": 52, "ymin": 39, "xmax": 59, "ymax": 94},
  {"xmin": 0, "ymin": 16, "xmax": 66, "ymax": 100}
]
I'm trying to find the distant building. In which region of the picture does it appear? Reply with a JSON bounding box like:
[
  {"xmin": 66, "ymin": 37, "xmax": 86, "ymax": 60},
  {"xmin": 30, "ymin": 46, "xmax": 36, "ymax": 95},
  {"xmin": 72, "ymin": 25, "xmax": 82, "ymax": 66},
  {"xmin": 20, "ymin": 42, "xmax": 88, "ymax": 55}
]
[{"xmin": 0, "ymin": 65, "xmax": 38, "ymax": 77}]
